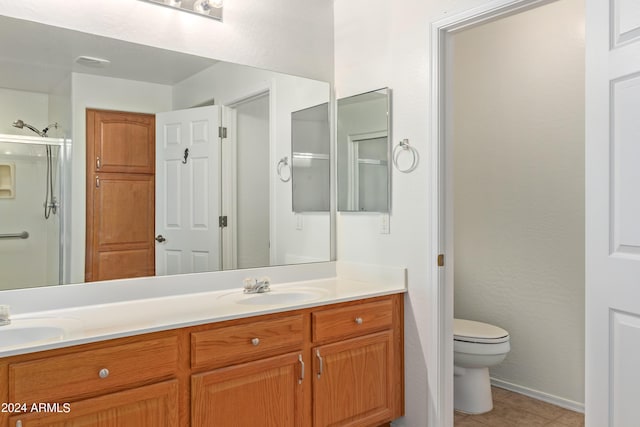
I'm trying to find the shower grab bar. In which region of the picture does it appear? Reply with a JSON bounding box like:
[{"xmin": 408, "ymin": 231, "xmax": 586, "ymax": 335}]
[{"xmin": 0, "ymin": 231, "xmax": 29, "ymax": 240}]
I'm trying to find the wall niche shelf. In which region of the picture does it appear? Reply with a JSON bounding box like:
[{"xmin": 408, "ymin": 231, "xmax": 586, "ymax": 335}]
[{"xmin": 0, "ymin": 163, "xmax": 15, "ymax": 199}]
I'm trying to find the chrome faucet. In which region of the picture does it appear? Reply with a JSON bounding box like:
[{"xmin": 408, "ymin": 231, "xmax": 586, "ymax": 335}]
[{"xmin": 243, "ymin": 277, "xmax": 271, "ymax": 294}]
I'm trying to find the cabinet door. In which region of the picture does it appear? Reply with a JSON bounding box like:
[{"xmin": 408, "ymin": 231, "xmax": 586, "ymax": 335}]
[
  {"xmin": 85, "ymin": 109, "xmax": 156, "ymax": 283},
  {"xmin": 313, "ymin": 331, "xmax": 393, "ymax": 427},
  {"xmin": 192, "ymin": 352, "xmax": 304, "ymax": 427},
  {"xmin": 87, "ymin": 173, "xmax": 155, "ymax": 281},
  {"xmin": 8, "ymin": 380, "xmax": 178, "ymax": 427},
  {"xmin": 88, "ymin": 109, "xmax": 155, "ymax": 175}
]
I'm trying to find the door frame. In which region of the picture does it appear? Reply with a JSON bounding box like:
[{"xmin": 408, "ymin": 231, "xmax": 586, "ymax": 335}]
[
  {"xmin": 430, "ymin": 0, "xmax": 557, "ymax": 425},
  {"xmin": 226, "ymin": 87, "xmax": 273, "ymax": 267}
]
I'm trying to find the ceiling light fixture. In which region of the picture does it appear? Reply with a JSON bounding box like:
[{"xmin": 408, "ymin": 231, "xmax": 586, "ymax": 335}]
[{"xmin": 140, "ymin": 0, "xmax": 223, "ymax": 21}]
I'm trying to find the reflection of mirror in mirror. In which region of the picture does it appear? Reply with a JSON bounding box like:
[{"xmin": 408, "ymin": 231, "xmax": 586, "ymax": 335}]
[
  {"xmin": 291, "ymin": 103, "xmax": 330, "ymax": 213},
  {"xmin": 0, "ymin": 15, "xmax": 331, "ymax": 292},
  {"xmin": 337, "ymin": 88, "xmax": 391, "ymax": 213}
]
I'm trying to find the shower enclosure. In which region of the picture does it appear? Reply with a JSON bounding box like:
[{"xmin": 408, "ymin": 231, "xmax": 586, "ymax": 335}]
[{"xmin": 0, "ymin": 133, "xmax": 69, "ymax": 290}]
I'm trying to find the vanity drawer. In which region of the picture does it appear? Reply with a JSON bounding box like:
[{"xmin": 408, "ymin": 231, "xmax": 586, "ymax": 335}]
[
  {"xmin": 191, "ymin": 314, "xmax": 304, "ymax": 370},
  {"xmin": 9, "ymin": 336, "xmax": 178, "ymax": 403},
  {"xmin": 312, "ymin": 298, "xmax": 393, "ymax": 343}
]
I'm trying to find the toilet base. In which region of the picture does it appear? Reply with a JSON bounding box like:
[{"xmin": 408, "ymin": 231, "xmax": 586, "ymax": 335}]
[{"xmin": 454, "ymin": 366, "xmax": 493, "ymax": 414}]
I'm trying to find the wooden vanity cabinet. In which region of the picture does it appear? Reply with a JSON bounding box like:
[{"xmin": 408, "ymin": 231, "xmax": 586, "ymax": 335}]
[
  {"xmin": 2, "ymin": 332, "xmax": 180, "ymax": 427},
  {"xmin": 0, "ymin": 294, "xmax": 403, "ymax": 427},
  {"xmin": 312, "ymin": 332, "xmax": 395, "ymax": 427},
  {"xmin": 8, "ymin": 380, "xmax": 178, "ymax": 427},
  {"xmin": 190, "ymin": 314, "xmax": 306, "ymax": 427},
  {"xmin": 192, "ymin": 352, "xmax": 304, "ymax": 427},
  {"xmin": 311, "ymin": 297, "xmax": 403, "ymax": 427}
]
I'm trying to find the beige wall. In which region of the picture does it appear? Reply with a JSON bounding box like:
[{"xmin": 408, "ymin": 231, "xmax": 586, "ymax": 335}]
[{"xmin": 452, "ymin": 0, "xmax": 585, "ymax": 406}]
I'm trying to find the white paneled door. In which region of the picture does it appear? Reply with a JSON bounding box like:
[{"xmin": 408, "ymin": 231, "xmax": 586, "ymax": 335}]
[
  {"xmin": 586, "ymin": 1, "xmax": 640, "ymax": 425},
  {"xmin": 155, "ymin": 106, "xmax": 221, "ymax": 276}
]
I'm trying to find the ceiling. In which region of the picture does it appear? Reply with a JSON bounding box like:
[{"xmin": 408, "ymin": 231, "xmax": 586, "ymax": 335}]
[{"xmin": 0, "ymin": 15, "xmax": 218, "ymax": 94}]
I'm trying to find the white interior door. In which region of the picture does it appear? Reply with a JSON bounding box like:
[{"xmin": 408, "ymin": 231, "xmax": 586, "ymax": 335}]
[
  {"xmin": 586, "ymin": 1, "xmax": 640, "ymax": 425},
  {"xmin": 155, "ymin": 106, "xmax": 221, "ymax": 276}
]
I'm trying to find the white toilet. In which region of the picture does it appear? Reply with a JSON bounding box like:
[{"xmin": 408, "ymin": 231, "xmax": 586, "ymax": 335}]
[{"xmin": 454, "ymin": 318, "xmax": 510, "ymax": 414}]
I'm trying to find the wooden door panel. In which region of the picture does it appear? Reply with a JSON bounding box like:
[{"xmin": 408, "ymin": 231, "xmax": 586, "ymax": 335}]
[
  {"xmin": 91, "ymin": 174, "xmax": 154, "ymax": 281},
  {"xmin": 192, "ymin": 352, "xmax": 303, "ymax": 427},
  {"xmin": 94, "ymin": 174, "xmax": 154, "ymax": 247},
  {"xmin": 91, "ymin": 110, "xmax": 155, "ymax": 174},
  {"xmin": 96, "ymin": 249, "xmax": 154, "ymax": 281},
  {"xmin": 8, "ymin": 380, "xmax": 178, "ymax": 427},
  {"xmin": 313, "ymin": 332, "xmax": 393, "ymax": 427},
  {"xmin": 86, "ymin": 109, "xmax": 156, "ymax": 282}
]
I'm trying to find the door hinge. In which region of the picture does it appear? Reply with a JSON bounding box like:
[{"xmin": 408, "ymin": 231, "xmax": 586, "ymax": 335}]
[
  {"xmin": 219, "ymin": 216, "xmax": 228, "ymax": 228},
  {"xmin": 218, "ymin": 126, "xmax": 227, "ymax": 139},
  {"xmin": 437, "ymin": 254, "xmax": 445, "ymax": 267}
]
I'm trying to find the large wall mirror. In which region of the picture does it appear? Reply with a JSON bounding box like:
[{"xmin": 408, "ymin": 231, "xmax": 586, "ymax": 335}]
[
  {"xmin": 0, "ymin": 15, "xmax": 332, "ymax": 292},
  {"xmin": 337, "ymin": 88, "xmax": 391, "ymax": 213}
]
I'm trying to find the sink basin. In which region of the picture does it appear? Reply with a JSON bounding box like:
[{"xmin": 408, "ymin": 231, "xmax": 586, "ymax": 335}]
[
  {"xmin": 0, "ymin": 318, "xmax": 82, "ymax": 348},
  {"xmin": 0, "ymin": 326, "xmax": 65, "ymax": 347},
  {"xmin": 219, "ymin": 288, "xmax": 328, "ymax": 306}
]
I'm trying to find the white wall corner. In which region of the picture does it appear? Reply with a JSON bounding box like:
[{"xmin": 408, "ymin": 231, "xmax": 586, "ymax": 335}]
[{"xmin": 336, "ymin": 261, "xmax": 407, "ymax": 289}]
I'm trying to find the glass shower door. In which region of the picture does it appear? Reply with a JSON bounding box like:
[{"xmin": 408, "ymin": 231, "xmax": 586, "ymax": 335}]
[{"xmin": 0, "ymin": 135, "xmax": 66, "ymax": 290}]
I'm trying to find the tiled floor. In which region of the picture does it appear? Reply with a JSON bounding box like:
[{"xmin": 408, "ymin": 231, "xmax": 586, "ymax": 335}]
[{"xmin": 454, "ymin": 387, "xmax": 584, "ymax": 426}]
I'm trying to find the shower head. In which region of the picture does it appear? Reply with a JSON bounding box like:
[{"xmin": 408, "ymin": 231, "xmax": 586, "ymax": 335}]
[
  {"xmin": 12, "ymin": 120, "xmax": 57, "ymax": 137},
  {"xmin": 13, "ymin": 119, "xmax": 44, "ymax": 137}
]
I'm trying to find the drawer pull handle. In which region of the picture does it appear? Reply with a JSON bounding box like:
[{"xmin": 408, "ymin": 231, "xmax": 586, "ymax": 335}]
[
  {"xmin": 316, "ymin": 349, "xmax": 323, "ymax": 378},
  {"xmin": 251, "ymin": 338, "xmax": 260, "ymax": 346},
  {"xmin": 99, "ymin": 368, "xmax": 110, "ymax": 379},
  {"xmin": 355, "ymin": 317, "xmax": 363, "ymax": 325},
  {"xmin": 298, "ymin": 354, "xmax": 305, "ymax": 384},
  {"xmin": 16, "ymin": 420, "xmax": 22, "ymax": 427}
]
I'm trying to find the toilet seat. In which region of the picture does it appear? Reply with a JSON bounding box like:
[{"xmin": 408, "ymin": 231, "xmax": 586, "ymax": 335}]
[
  {"xmin": 454, "ymin": 319, "xmax": 509, "ymax": 344},
  {"xmin": 454, "ymin": 318, "xmax": 511, "ymax": 414}
]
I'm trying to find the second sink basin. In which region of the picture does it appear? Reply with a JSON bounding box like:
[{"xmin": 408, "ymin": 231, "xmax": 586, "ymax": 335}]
[
  {"xmin": 219, "ymin": 287, "xmax": 328, "ymax": 306},
  {"xmin": 0, "ymin": 318, "xmax": 82, "ymax": 349}
]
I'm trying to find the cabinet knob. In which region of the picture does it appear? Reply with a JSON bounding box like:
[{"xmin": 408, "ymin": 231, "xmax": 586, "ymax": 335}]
[
  {"xmin": 251, "ymin": 338, "xmax": 260, "ymax": 346},
  {"xmin": 355, "ymin": 317, "xmax": 363, "ymax": 325},
  {"xmin": 99, "ymin": 368, "xmax": 110, "ymax": 379}
]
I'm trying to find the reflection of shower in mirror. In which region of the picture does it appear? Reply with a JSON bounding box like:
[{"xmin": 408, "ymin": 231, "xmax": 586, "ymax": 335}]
[
  {"xmin": 11, "ymin": 120, "xmax": 60, "ymax": 219},
  {"xmin": 12, "ymin": 119, "xmax": 58, "ymax": 138}
]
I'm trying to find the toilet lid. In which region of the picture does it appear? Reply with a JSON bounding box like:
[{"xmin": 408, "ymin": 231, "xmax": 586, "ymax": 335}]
[{"xmin": 454, "ymin": 319, "xmax": 509, "ymax": 344}]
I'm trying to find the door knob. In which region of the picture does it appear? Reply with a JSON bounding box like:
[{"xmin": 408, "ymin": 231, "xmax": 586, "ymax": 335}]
[{"xmin": 155, "ymin": 235, "xmax": 166, "ymax": 243}]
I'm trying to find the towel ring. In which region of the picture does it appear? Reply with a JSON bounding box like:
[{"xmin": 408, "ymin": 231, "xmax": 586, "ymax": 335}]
[
  {"xmin": 277, "ymin": 156, "xmax": 291, "ymax": 182},
  {"xmin": 392, "ymin": 139, "xmax": 419, "ymax": 173}
]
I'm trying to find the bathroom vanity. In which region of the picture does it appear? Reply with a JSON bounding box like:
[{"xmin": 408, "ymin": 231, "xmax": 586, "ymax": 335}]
[{"xmin": 0, "ymin": 277, "xmax": 405, "ymax": 427}]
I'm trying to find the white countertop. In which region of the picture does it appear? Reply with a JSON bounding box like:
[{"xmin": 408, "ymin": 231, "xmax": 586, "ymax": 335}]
[{"xmin": 0, "ymin": 274, "xmax": 406, "ymax": 358}]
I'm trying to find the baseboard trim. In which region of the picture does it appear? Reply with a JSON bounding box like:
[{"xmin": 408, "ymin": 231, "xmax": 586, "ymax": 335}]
[{"xmin": 490, "ymin": 378, "xmax": 585, "ymax": 413}]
